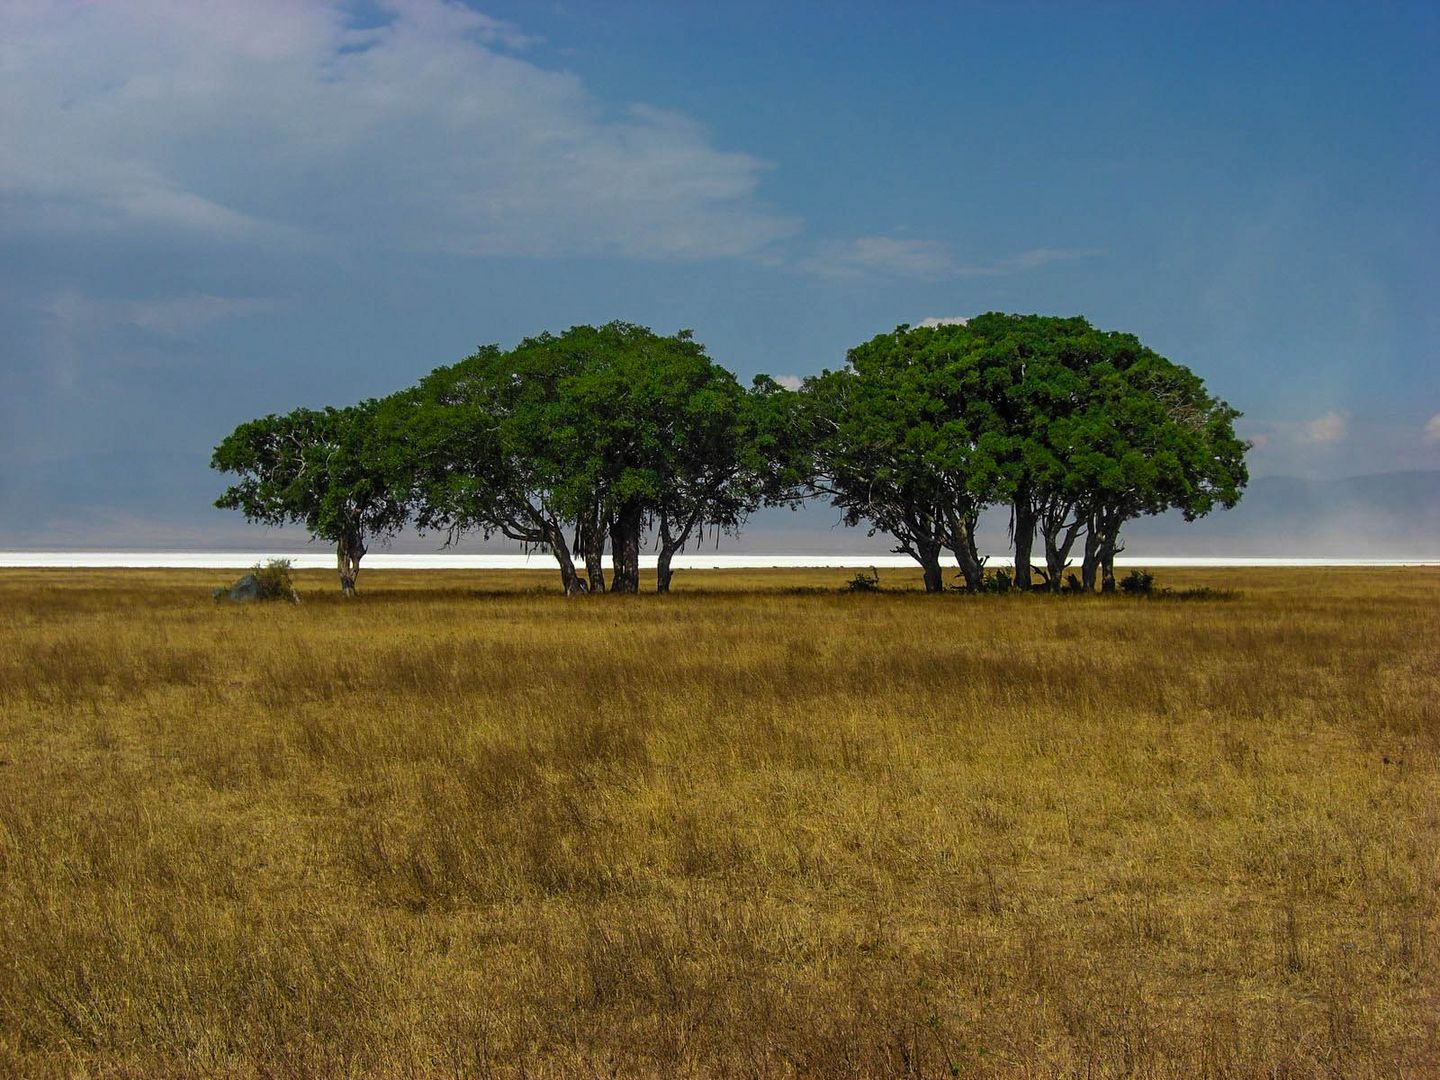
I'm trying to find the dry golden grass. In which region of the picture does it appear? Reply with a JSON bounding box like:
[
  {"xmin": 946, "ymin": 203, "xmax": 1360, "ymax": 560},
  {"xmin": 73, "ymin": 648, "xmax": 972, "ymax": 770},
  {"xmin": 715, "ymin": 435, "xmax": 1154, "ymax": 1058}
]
[{"xmin": 0, "ymin": 565, "xmax": 1436, "ymax": 1079}]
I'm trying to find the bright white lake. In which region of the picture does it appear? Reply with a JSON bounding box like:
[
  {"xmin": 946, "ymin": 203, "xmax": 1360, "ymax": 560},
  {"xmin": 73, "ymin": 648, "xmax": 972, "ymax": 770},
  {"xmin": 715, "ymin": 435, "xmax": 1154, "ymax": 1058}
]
[{"xmin": 1, "ymin": 552, "xmax": 1436, "ymax": 569}]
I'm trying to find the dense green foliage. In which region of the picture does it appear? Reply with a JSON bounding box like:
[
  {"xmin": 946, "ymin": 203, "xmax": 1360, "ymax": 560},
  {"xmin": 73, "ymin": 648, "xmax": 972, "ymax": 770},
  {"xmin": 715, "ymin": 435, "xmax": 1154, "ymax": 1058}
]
[
  {"xmin": 211, "ymin": 402, "xmax": 408, "ymax": 595},
  {"xmin": 806, "ymin": 315, "xmax": 1248, "ymax": 592},
  {"xmin": 384, "ymin": 323, "xmax": 806, "ymax": 594},
  {"xmin": 213, "ymin": 315, "xmax": 1247, "ymax": 594}
]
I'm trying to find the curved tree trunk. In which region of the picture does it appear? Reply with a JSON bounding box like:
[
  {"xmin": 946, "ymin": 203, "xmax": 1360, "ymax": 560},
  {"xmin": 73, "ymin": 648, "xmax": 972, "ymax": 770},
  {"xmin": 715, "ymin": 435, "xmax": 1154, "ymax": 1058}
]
[
  {"xmin": 919, "ymin": 542, "xmax": 945, "ymax": 593},
  {"xmin": 608, "ymin": 501, "xmax": 643, "ymax": 594},
  {"xmin": 656, "ymin": 547, "xmax": 678, "ymax": 594},
  {"xmin": 654, "ymin": 509, "xmax": 686, "ymax": 595},
  {"xmin": 1040, "ymin": 505, "xmax": 1083, "ymax": 593},
  {"xmin": 894, "ymin": 512, "xmax": 946, "ymax": 593},
  {"xmin": 336, "ymin": 532, "xmax": 365, "ymax": 597},
  {"xmin": 946, "ymin": 509, "xmax": 986, "ymax": 591},
  {"xmin": 546, "ymin": 522, "xmax": 586, "ymax": 596}
]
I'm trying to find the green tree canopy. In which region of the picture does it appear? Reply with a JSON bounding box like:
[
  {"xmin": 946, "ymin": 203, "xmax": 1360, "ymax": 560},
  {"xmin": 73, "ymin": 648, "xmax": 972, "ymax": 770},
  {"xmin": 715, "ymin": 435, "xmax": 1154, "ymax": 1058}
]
[
  {"xmin": 1067, "ymin": 339, "xmax": 1249, "ymax": 590},
  {"xmin": 212, "ymin": 401, "xmax": 408, "ymax": 595},
  {"xmin": 391, "ymin": 322, "xmax": 802, "ymax": 594},
  {"xmin": 959, "ymin": 313, "xmax": 1116, "ymax": 590},
  {"xmin": 807, "ymin": 314, "xmax": 1247, "ymax": 592},
  {"xmin": 806, "ymin": 323, "xmax": 1005, "ymax": 591}
]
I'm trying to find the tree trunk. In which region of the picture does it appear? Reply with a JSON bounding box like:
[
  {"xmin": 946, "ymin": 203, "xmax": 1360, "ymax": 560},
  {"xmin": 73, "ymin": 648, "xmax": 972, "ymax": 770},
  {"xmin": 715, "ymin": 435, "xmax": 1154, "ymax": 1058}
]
[
  {"xmin": 546, "ymin": 522, "xmax": 586, "ymax": 596},
  {"xmin": 1091, "ymin": 508, "xmax": 1124, "ymax": 593},
  {"xmin": 1082, "ymin": 517, "xmax": 1100, "ymax": 593},
  {"xmin": 577, "ymin": 512, "xmax": 607, "ymax": 593},
  {"xmin": 1040, "ymin": 508, "xmax": 1083, "ymax": 593},
  {"xmin": 336, "ymin": 533, "xmax": 365, "ymax": 597},
  {"xmin": 1011, "ymin": 497, "xmax": 1036, "ymax": 591},
  {"xmin": 1043, "ymin": 525, "xmax": 1078, "ymax": 592},
  {"xmin": 655, "ymin": 510, "xmax": 676, "ymax": 595},
  {"xmin": 919, "ymin": 543, "xmax": 945, "ymax": 593},
  {"xmin": 946, "ymin": 511, "xmax": 986, "ymax": 591},
  {"xmin": 608, "ymin": 501, "xmax": 643, "ymax": 594},
  {"xmin": 656, "ymin": 546, "xmax": 677, "ymax": 594}
]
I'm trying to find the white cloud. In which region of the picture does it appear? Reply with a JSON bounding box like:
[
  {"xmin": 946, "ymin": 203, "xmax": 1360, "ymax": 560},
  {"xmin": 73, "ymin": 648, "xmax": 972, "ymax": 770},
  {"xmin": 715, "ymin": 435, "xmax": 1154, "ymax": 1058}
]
[
  {"xmin": 0, "ymin": 0, "xmax": 798, "ymax": 260},
  {"xmin": 772, "ymin": 374, "xmax": 804, "ymax": 391},
  {"xmin": 917, "ymin": 316, "xmax": 969, "ymax": 328},
  {"xmin": 1425, "ymin": 414, "xmax": 1440, "ymax": 444},
  {"xmin": 1297, "ymin": 411, "xmax": 1348, "ymax": 444},
  {"xmin": 798, "ymin": 236, "xmax": 955, "ymax": 280},
  {"xmin": 797, "ymin": 237, "xmax": 1098, "ymax": 281}
]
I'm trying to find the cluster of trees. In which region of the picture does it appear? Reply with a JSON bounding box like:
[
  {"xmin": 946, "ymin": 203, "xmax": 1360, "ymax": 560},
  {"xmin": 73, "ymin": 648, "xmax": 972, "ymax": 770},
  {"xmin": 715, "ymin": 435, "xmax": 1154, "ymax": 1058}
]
[{"xmin": 213, "ymin": 314, "xmax": 1248, "ymax": 596}]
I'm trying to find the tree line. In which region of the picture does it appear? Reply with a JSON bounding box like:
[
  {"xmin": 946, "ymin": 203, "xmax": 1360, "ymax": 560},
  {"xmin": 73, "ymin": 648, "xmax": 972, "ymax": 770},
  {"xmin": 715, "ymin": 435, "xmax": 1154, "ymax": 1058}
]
[{"xmin": 212, "ymin": 313, "xmax": 1248, "ymax": 596}]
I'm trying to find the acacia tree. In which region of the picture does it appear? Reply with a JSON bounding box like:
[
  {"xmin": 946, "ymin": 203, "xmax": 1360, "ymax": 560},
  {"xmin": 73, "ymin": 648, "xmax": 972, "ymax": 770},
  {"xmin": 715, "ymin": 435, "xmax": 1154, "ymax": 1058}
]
[
  {"xmin": 389, "ymin": 341, "xmax": 591, "ymax": 595},
  {"xmin": 808, "ymin": 316, "xmax": 1246, "ymax": 594},
  {"xmin": 806, "ymin": 325, "xmax": 1002, "ymax": 592},
  {"xmin": 959, "ymin": 314, "xmax": 1129, "ymax": 591},
  {"xmin": 652, "ymin": 374, "xmax": 811, "ymax": 593},
  {"xmin": 211, "ymin": 401, "xmax": 409, "ymax": 596},
  {"xmin": 956, "ymin": 314, "xmax": 1086, "ymax": 590},
  {"xmin": 1070, "ymin": 340, "xmax": 1249, "ymax": 591},
  {"xmin": 535, "ymin": 323, "xmax": 713, "ymax": 594},
  {"xmin": 393, "ymin": 322, "xmax": 796, "ymax": 595}
]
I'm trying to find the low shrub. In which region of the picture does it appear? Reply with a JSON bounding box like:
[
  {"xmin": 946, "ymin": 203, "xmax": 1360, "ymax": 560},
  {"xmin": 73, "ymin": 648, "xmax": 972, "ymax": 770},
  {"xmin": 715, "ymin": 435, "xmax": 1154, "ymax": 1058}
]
[
  {"xmin": 981, "ymin": 568, "xmax": 1013, "ymax": 594},
  {"xmin": 252, "ymin": 558, "xmax": 299, "ymax": 601},
  {"xmin": 1119, "ymin": 569, "xmax": 1155, "ymax": 595},
  {"xmin": 845, "ymin": 567, "xmax": 882, "ymax": 592}
]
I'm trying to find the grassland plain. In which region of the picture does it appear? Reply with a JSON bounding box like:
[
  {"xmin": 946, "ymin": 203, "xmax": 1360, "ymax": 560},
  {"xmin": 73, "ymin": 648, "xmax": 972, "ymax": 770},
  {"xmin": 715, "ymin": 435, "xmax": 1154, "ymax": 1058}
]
[{"xmin": 0, "ymin": 566, "xmax": 1436, "ymax": 1079}]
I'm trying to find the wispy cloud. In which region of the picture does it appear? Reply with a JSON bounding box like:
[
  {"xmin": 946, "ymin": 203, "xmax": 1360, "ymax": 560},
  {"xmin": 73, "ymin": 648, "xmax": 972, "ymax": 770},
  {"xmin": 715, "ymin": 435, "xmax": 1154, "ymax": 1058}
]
[
  {"xmin": 797, "ymin": 237, "xmax": 956, "ymax": 280},
  {"xmin": 41, "ymin": 292, "xmax": 281, "ymax": 338},
  {"xmin": 1, "ymin": 0, "xmax": 798, "ymax": 260},
  {"xmin": 772, "ymin": 374, "xmax": 805, "ymax": 391},
  {"xmin": 1297, "ymin": 411, "xmax": 1348, "ymax": 444},
  {"xmin": 1424, "ymin": 414, "xmax": 1440, "ymax": 444},
  {"xmin": 952, "ymin": 247, "xmax": 1102, "ymax": 276},
  {"xmin": 797, "ymin": 237, "xmax": 1098, "ymax": 281}
]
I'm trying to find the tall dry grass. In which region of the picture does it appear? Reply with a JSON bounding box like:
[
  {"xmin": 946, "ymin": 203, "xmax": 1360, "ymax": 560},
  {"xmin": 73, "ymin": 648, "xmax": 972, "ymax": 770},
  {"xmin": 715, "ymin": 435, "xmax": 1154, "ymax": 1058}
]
[{"xmin": 0, "ymin": 566, "xmax": 1436, "ymax": 1078}]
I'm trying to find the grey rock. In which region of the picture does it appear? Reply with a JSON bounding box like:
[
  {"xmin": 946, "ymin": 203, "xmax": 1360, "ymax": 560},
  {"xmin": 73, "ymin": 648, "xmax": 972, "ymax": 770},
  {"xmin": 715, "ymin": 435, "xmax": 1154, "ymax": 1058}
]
[{"xmin": 225, "ymin": 573, "xmax": 263, "ymax": 603}]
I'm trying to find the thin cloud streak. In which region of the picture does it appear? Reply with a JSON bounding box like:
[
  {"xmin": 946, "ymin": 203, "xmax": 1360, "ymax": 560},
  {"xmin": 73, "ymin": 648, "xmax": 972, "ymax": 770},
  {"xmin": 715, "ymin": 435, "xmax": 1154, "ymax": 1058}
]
[{"xmin": 797, "ymin": 237, "xmax": 1099, "ymax": 280}]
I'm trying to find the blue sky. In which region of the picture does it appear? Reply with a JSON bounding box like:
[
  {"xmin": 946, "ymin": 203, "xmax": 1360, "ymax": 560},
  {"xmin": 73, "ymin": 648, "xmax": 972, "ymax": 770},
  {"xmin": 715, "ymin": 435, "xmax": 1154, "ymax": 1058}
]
[{"xmin": 1, "ymin": 1, "xmax": 1436, "ymax": 546}]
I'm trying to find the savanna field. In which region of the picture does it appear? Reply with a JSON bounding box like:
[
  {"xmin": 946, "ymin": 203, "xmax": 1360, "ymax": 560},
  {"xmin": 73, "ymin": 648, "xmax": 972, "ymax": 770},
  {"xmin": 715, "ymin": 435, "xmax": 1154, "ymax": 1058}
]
[{"xmin": 0, "ymin": 567, "xmax": 1436, "ymax": 1079}]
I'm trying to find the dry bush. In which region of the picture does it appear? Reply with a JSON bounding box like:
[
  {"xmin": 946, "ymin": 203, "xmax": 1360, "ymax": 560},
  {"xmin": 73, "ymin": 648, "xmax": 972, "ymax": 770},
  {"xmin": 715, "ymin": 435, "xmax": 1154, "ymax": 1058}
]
[{"xmin": 0, "ymin": 565, "xmax": 1436, "ymax": 1078}]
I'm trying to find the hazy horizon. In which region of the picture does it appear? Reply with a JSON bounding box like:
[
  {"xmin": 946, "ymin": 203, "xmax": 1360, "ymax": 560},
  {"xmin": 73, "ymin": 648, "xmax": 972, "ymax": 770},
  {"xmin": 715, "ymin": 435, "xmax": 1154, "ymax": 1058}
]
[{"xmin": 3, "ymin": 470, "xmax": 1436, "ymax": 560}]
